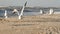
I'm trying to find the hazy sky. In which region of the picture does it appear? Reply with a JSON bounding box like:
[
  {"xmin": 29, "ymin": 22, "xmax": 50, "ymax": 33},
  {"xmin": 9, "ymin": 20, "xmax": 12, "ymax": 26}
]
[{"xmin": 0, "ymin": 0, "xmax": 60, "ymax": 7}]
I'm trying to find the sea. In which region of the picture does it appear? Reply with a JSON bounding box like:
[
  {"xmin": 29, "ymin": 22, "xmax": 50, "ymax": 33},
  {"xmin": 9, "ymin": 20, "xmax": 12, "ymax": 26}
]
[{"xmin": 0, "ymin": 8, "xmax": 60, "ymax": 18}]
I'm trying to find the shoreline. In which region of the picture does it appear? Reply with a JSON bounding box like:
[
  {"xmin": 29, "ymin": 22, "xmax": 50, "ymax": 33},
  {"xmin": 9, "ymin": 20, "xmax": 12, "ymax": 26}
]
[{"xmin": 0, "ymin": 14, "xmax": 60, "ymax": 22}]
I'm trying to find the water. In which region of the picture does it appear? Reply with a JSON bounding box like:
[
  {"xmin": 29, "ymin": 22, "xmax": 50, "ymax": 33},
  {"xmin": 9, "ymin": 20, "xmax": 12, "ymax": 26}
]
[
  {"xmin": 23, "ymin": 12, "xmax": 40, "ymax": 16},
  {"xmin": 0, "ymin": 8, "xmax": 60, "ymax": 18}
]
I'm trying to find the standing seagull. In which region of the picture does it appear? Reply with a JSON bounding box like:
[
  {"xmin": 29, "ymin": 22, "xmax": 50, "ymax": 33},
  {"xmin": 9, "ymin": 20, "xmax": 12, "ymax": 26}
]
[
  {"xmin": 49, "ymin": 8, "xmax": 54, "ymax": 14},
  {"xmin": 4, "ymin": 10, "xmax": 8, "ymax": 18},
  {"xmin": 19, "ymin": 1, "xmax": 27, "ymax": 19},
  {"xmin": 40, "ymin": 9, "xmax": 43, "ymax": 14}
]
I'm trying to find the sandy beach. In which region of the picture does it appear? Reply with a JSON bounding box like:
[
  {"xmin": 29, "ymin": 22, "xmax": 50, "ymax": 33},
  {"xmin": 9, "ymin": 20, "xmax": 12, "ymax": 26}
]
[{"xmin": 0, "ymin": 14, "xmax": 60, "ymax": 34}]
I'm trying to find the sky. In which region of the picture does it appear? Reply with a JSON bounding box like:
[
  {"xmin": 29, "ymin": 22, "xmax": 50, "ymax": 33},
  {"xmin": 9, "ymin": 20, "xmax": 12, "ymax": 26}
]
[{"xmin": 0, "ymin": 0, "xmax": 60, "ymax": 7}]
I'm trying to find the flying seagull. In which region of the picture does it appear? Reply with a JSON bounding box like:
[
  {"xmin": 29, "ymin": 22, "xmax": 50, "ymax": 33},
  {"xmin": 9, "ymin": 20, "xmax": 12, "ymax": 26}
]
[{"xmin": 19, "ymin": 1, "xmax": 27, "ymax": 19}]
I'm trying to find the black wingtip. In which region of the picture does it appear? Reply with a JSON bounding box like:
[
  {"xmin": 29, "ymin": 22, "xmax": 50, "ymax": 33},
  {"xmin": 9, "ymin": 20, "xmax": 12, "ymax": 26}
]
[{"xmin": 24, "ymin": 1, "xmax": 27, "ymax": 6}]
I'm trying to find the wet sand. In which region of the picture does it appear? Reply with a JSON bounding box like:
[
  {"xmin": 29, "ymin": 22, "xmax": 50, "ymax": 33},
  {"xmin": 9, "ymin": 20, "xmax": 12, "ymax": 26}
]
[{"xmin": 0, "ymin": 14, "xmax": 60, "ymax": 34}]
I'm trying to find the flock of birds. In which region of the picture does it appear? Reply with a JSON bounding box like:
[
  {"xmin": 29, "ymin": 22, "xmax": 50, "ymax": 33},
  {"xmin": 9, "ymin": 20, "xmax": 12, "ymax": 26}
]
[
  {"xmin": 4, "ymin": 1, "xmax": 27, "ymax": 19},
  {"xmin": 3, "ymin": 1, "xmax": 54, "ymax": 20}
]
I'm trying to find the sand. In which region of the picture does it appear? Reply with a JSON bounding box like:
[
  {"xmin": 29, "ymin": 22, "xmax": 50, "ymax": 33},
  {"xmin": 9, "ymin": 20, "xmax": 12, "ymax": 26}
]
[{"xmin": 0, "ymin": 14, "xmax": 60, "ymax": 34}]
